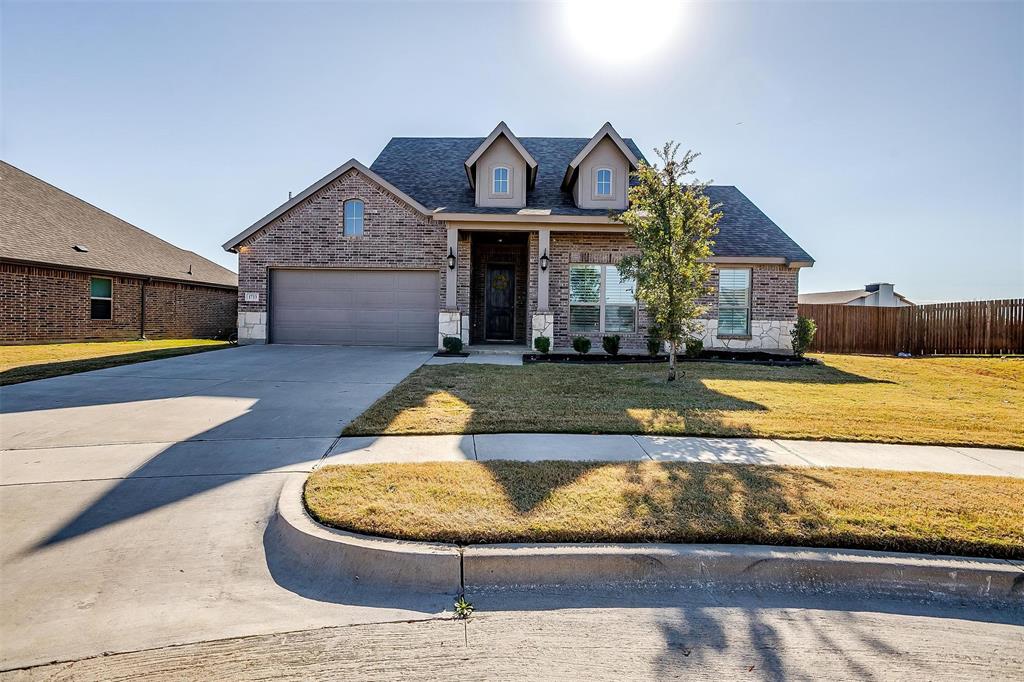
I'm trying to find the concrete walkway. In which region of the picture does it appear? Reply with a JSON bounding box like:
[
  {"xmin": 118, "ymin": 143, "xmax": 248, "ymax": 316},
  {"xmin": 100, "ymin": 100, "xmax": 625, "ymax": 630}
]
[{"xmin": 323, "ymin": 433, "xmax": 1024, "ymax": 477}]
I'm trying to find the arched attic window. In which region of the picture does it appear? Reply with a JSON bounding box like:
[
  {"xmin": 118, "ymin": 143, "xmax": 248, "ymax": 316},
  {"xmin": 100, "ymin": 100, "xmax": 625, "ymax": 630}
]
[
  {"xmin": 343, "ymin": 199, "xmax": 364, "ymax": 236},
  {"xmin": 493, "ymin": 167, "xmax": 510, "ymax": 195}
]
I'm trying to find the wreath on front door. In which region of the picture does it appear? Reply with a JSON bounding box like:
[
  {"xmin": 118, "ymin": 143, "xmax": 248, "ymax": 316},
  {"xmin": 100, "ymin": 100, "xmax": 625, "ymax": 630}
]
[{"xmin": 491, "ymin": 272, "xmax": 510, "ymax": 291}]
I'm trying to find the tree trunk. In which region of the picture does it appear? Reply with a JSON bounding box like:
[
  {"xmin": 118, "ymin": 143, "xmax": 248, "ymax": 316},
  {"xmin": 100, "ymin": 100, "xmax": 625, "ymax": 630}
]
[{"xmin": 667, "ymin": 339, "xmax": 677, "ymax": 381}]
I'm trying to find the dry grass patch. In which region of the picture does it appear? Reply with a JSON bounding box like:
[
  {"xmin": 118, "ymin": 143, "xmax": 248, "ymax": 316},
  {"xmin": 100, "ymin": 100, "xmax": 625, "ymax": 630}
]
[
  {"xmin": 0, "ymin": 339, "xmax": 232, "ymax": 385},
  {"xmin": 306, "ymin": 461, "xmax": 1024, "ymax": 558},
  {"xmin": 344, "ymin": 354, "xmax": 1024, "ymax": 448}
]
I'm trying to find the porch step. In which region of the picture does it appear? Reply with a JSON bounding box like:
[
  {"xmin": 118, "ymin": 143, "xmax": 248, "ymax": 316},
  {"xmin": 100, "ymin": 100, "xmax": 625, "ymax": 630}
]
[{"xmin": 467, "ymin": 344, "xmax": 531, "ymax": 356}]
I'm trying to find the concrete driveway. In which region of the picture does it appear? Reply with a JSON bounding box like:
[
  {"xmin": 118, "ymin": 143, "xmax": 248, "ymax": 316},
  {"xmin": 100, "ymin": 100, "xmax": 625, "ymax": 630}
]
[{"xmin": 0, "ymin": 344, "xmax": 440, "ymax": 670}]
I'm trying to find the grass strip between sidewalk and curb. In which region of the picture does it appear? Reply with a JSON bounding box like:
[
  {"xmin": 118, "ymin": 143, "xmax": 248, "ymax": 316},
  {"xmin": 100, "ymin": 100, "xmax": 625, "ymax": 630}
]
[
  {"xmin": 305, "ymin": 461, "xmax": 1024, "ymax": 559},
  {"xmin": 0, "ymin": 339, "xmax": 233, "ymax": 385},
  {"xmin": 342, "ymin": 355, "xmax": 1024, "ymax": 448}
]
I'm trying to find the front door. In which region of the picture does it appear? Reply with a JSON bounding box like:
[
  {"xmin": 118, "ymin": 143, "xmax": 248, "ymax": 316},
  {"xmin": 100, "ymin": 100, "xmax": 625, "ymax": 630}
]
[{"xmin": 485, "ymin": 264, "xmax": 515, "ymax": 341}]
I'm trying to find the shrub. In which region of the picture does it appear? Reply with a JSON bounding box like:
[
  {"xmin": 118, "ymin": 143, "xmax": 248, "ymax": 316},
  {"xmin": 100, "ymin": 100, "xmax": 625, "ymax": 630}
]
[
  {"xmin": 790, "ymin": 316, "xmax": 817, "ymax": 357},
  {"xmin": 572, "ymin": 336, "xmax": 592, "ymax": 354},
  {"xmin": 442, "ymin": 336, "xmax": 463, "ymax": 354},
  {"xmin": 534, "ymin": 335, "xmax": 551, "ymax": 354},
  {"xmin": 602, "ymin": 335, "xmax": 621, "ymax": 356},
  {"xmin": 646, "ymin": 325, "xmax": 662, "ymax": 356},
  {"xmin": 684, "ymin": 337, "xmax": 703, "ymax": 359}
]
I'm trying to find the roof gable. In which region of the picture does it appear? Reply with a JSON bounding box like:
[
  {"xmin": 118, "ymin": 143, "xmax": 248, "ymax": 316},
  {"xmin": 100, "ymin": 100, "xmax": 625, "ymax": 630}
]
[
  {"xmin": 561, "ymin": 122, "xmax": 641, "ymax": 191},
  {"xmin": 0, "ymin": 161, "xmax": 237, "ymax": 287},
  {"xmin": 463, "ymin": 122, "xmax": 539, "ymax": 189},
  {"xmin": 221, "ymin": 159, "xmax": 431, "ymax": 252}
]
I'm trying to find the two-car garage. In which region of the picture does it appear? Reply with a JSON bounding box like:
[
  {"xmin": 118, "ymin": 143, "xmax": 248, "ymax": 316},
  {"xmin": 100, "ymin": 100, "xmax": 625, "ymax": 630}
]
[{"xmin": 269, "ymin": 269, "xmax": 438, "ymax": 346}]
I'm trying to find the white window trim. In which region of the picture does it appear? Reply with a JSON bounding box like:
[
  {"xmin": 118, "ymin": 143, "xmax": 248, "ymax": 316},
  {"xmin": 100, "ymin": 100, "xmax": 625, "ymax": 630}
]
[
  {"xmin": 343, "ymin": 198, "xmax": 365, "ymax": 237},
  {"xmin": 490, "ymin": 165, "xmax": 511, "ymax": 197},
  {"xmin": 593, "ymin": 167, "xmax": 614, "ymax": 199},
  {"xmin": 90, "ymin": 276, "xmax": 113, "ymax": 321},
  {"xmin": 717, "ymin": 267, "xmax": 752, "ymax": 337},
  {"xmin": 569, "ymin": 263, "xmax": 637, "ymax": 334}
]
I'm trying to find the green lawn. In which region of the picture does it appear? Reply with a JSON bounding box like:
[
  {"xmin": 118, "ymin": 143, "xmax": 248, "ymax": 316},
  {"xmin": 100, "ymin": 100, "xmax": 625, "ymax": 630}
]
[
  {"xmin": 344, "ymin": 354, "xmax": 1024, "ymax": 448},
  {"xmin": 0, "ymin": 339, "xmax": 232, "ymax": 385},
  {"xmin": 306, "ymin": 461, "xmax": 1024, "ymax": 558}
]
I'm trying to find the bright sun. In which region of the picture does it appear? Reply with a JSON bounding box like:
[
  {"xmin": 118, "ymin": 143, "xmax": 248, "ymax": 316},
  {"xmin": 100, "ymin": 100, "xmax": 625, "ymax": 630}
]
[{"xmin": 562, "ymin": 0, "xmax": 684, "ymax": 66}]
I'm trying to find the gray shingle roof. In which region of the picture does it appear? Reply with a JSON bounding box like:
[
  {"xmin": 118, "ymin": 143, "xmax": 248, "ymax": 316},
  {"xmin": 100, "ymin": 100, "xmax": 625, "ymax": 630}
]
[
  {"xmin": 370, "ymin": 137, "xmax": 813, "ymax": 263},
  {"xmin": 1, "ymin": 161, "xmax": 237, "ymax": 288}
]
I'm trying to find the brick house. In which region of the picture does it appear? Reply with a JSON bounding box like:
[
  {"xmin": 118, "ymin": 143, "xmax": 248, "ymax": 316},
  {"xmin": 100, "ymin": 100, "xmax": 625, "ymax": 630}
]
[
  {"xmin": 0, "ymin": 161, "xmax": 237, "ymax": 344},
  {"xmin": 222, "ymin": 122, "xmax": 813, "ymax": 352}
]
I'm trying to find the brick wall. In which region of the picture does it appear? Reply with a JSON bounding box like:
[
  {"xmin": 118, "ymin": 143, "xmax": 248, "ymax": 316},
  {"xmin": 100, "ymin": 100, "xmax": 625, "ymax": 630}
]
[
  {"xmin": 0, "ymin": 262, "xmax": 237, "ymax": 344},
  {"xmin": 530, "ymin": 232, "xmax": 800, "ymax": 351},
  {"xmin": 236, "ymin": 169, "xmax": 448, "ymax": 320},
  {"xmin": 544, "ymin": 232, "xmax": 654, "ymax": 351}
]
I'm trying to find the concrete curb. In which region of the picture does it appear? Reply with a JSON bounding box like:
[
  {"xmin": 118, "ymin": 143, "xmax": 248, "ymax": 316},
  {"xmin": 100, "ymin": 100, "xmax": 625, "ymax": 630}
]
[
  {"xmin": 277, "ymin": 474, "xmax": 1024, "ymax": 604},
  {"xmin": 463, "ymin": 544, "xmax": 1024, "ymax": 602},
  {"xmin": 271, "ymin": 474, "xmax": 461, "ymax": 592}
]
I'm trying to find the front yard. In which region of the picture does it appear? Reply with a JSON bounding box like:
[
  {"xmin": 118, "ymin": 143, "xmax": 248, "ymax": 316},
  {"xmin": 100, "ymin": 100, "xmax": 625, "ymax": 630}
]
[
  {"xmin": 305, "ymin": 461, "xmax": 1024, "ymax": 558},
  {"xmin": 344, "ymin": 354, "xmax": 1024, "ymax": 448},
  {"xmin": 0, "ymin": 339, "xmax": 232, "ymax": 385}
]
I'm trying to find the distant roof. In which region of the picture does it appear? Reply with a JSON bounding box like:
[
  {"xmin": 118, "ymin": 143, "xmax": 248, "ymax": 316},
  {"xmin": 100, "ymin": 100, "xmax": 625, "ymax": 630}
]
[
  {"xmin": 799, "ymin": 288, "xmax": 913, "ymax": 305},
  {"xmin": 370, "ymin": 137, "xmax": 813, "ymax": 263},
  {"xmin": 798, "ymin": 289, "xmax": 874, "ymax": 305},
  {"xmin": 1, "ymin": 161, "xmax": 237, "ymax": 288}
]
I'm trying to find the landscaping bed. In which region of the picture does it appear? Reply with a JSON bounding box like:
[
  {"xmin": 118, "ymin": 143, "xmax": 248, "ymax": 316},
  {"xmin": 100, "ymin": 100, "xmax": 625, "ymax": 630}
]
[
  {"xmin": 0, "ymin": 339, "xmax": 233, "ymax": 385},
  {"xmin": 343, "ymin": 354, "xmax": 1024, "ymax": 448},
  {"xmin": 524, "ymin": 350, "xmax": 815, "ymax": 366},
  {"xmin": 304, "ymin": 461, "xmax": 1024, "ymax": 559}
]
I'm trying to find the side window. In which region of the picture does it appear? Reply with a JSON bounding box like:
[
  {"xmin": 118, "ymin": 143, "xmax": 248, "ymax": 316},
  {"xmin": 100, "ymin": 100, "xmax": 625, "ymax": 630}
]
[
  {"xmin": 604, "ymin": 266, "xmax": 636, "ymax": 333},
  {"xmin": 343, "ymin": 199, "xmax": 364, "ymax": 236},
  {"xmin": 595, "ymin": 168, "xmax": 613, "ymax": 197},
  {"xmin": 569, "ymin": 265, "xmax": 601, "ymax": 332},
  {"xmin": 90, "ymin": 277, "xmax": 112, "ymax": 320},
  {"xmin": 569, "ymin": 264, "xmax": 636, "ymax": 333},
  {"xmin": 718, "ymin": 268, "xmax": 751, "ymax": 335},
  {"xmin": 492, "ymin": 166, "xmax": 510, "ymax": 195}
]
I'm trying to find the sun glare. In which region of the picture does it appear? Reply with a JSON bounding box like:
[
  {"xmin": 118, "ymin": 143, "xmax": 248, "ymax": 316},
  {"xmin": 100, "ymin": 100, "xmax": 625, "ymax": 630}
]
[{"xmin": 561, "ymin": 0, "xmax": 683, "ymax": 67}]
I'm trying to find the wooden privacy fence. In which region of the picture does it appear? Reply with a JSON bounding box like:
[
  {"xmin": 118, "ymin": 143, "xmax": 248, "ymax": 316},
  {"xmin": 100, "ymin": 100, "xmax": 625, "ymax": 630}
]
[{"xmin": 797, "ymin": 299, "xmax": 1024, "ymax": 355}]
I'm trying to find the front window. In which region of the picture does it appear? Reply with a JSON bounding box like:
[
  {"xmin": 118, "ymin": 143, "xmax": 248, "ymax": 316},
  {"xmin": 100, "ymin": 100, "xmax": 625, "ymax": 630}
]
[
  {"xmin": 569, "ymin": 264, "xmax": 636, "ymax": 334},
  {"xmin": 595, "ymin": 168, "xmax": 612, "ymax": 196},
  {"xmin": 718, "ymin": 268, "xmax": 751, "ymax": 336},
  {"xmin": 343, "ymin": 199, "xmax": 364, "ymax": 236},
  {"xmin": 90, "ymin": 277, "xmax": 112, "ymax": 320},
  {"xmin": 493, "ymin": 166, "xmax": 509, "ymax": 194}
]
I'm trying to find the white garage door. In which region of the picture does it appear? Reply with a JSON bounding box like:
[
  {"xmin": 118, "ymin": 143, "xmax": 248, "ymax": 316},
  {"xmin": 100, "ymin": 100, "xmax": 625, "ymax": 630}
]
[{"xmin": 270, "ymin": 269, "xmax": 438, "ymax": 346}]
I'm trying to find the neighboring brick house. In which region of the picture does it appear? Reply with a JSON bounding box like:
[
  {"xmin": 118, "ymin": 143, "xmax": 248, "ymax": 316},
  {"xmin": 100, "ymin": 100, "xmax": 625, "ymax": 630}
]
[
  {"xmin": 0, "ymin": 161, "xmax": 237, "ymax": 344},
  {"xmin": 223, "ymin": 122, "xmax": 813, "ymax": 352}
]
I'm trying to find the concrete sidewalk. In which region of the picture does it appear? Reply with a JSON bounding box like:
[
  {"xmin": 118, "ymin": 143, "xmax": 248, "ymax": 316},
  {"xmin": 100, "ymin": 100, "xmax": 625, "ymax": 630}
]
[{"xmin": 322, "ymin": 434, "xmax": 1024, "ymax": 477}]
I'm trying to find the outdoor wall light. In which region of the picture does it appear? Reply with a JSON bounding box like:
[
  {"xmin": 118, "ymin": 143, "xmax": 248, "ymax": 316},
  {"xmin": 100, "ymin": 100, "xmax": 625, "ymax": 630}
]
[
  {"xmin": 539, "ymin": 249, "xmax": 551, "ymax": 272},
  {"xmin": 447, "ymin": 247, "xmax": 457, "ymax": 270}
]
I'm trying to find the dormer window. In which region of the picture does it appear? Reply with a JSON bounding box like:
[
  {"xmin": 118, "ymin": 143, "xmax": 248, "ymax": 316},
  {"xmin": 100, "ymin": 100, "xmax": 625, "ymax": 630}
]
[
  {"xmin": 343, "ymin": 199, "xmax": 364, "ymax": 236},
  {"xmin": 493, "ymin": 166, "xmax": 510, "ymax": 195},
  {"xmin": 595, "ymin": 168, "xmax": 613, "ymax": 196}
]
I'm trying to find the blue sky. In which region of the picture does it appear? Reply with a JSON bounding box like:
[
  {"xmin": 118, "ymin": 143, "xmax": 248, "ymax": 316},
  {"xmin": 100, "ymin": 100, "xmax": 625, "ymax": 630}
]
[{"xmin": 3, "ymin": 1, "xmax": 1021, "ymax": 302}]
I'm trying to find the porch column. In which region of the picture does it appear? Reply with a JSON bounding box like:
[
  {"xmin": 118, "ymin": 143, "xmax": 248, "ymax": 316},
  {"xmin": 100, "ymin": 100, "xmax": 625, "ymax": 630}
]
[
  {"xmin": 531, "ymin": 228, "xmax": 554, "ymax": 347},
  {"xmin": 537, "ymin": 228, "xmax": 550, "ymax": 311},
  {"xmin": 446, "ymin": 227, "xmax": 458, "ymax": 309},
  {"xmin": 438, "ymin": 227, "xmax": 462, "ymax": 349}
]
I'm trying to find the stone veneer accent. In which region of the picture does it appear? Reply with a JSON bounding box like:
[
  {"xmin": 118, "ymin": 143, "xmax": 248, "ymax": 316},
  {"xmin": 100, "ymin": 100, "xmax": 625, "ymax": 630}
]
[
  {"xmin": 235, "ymin": 168, "xmax": 448, "ymax": 344},
  {"xmin": 530, "ymin": 312, "xmax": 554, "ymax": 348},
  {"xmin": 0, "ymin": 261, "xmax": 236, "ymax": 344},
  {"xmin": 694, "ymin": 319, "xmax": 796, "ymax": 352}
]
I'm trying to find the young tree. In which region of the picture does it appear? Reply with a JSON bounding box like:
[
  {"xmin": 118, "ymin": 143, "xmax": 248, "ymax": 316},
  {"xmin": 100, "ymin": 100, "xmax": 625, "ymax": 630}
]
[{"xmin": 615, "ymin": 143, "xmax": 721, "ymax": 381}]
